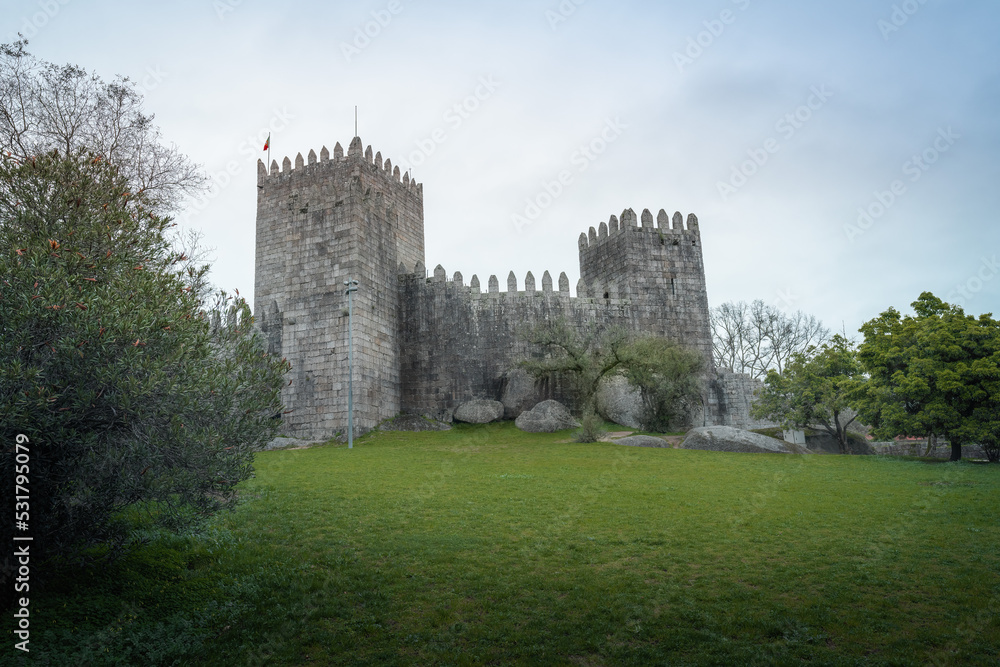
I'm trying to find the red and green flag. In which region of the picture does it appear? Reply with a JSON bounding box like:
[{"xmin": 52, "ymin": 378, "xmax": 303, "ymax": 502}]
[{"xmin": 263, "ymin": 133, "xmax": 270, "ymax": 151}]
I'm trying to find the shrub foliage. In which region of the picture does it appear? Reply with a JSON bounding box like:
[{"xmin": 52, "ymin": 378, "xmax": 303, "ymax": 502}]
[
  {"xmin": 751, "ymin": 335, "xmax": 864, "ymax": 454},
  {"xmin": 0, "ymin": 150, "xmax": 289, "ymax": 595}
]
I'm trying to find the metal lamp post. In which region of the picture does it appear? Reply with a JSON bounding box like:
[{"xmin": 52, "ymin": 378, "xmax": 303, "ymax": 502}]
[{"xmin": 344, "ymin": 278, "xmax": 359, "ymax": 448}]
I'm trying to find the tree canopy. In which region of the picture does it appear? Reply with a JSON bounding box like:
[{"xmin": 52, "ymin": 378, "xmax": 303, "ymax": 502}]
[
  {"xmin": 852, "ymin": 293, "xmax": 1000, "ymax": 461},
  {"xmin": 619, "ymin": 337, "xmax": 704, "ymax": 432},
  {"xmin": 521, "ymin": 320, "xmax": 629, "ymax": 414},
  {"xmin": 521, "ymin": 320, "xmax": 704, "ymax": 434},
  {"xmin": 751, "ymin": 335, "xmax": 865, "ymax": 454}
]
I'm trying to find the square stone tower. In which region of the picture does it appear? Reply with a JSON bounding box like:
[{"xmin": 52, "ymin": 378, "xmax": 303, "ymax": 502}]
[
  {"xmin": 577, "ymin": 208, "xmax": 713, "ymax": 361},
  {"xmin": 254, "ymin": 137, "xmax": 423, "ymax": 439}
]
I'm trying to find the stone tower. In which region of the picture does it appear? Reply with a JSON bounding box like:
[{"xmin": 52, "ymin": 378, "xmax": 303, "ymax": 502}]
[
  {"xmin": 577, "ymin": 208, "xmax": 712, "ymax": 361},
  {"xmin": 254, "ymin": 137, "xmax": 424, "ymax": 439}
]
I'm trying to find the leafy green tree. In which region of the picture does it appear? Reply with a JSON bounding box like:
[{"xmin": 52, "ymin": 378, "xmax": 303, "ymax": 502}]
[
  {"xmin": 619, "ymin": 337, "xmax": 704, "ymax": 432},
  {"xmin": 0, "ymin": 150, "xmax": 289, "ymax": 590},
  {"xmin": 751, "ymin": 335, "xmax": 865, "ymax": 454},
  {"xmin": 522, "ymin": 320, "xmax": 704, "ymax": 435},
  {"xmin": 852, "ymin": 293, "xmax": 1000, "ymax": 461},
  {"xmin": 983, "ymin": 435, "xmax": 1000, "ymax": 463},
  {"xmin": 521, "ymin": 320, "xmax": 630, "ymax": 416}
]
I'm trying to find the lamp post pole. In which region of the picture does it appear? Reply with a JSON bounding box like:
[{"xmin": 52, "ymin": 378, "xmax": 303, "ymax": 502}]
[{"xmin": 344, "ymin": 278, "xmax": 359, "ymax": 449}]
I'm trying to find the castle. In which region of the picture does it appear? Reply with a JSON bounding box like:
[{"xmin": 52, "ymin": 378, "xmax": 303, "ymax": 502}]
[{"xmin": 254, "ymin": 136, "xmax": 765, "ymax": 439}]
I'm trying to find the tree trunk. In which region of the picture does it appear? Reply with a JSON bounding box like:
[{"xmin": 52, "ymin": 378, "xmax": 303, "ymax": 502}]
[
  {"xmin": 833, "ymin": 412, "xmax": 848, "ymax": 454},
  {"xmin": 837, "ymin": 426, "xmax": 848, "ymax": 455},
  {"xmin": 949, "ymin": 440, "xmax": 962, "ymax": 462}
]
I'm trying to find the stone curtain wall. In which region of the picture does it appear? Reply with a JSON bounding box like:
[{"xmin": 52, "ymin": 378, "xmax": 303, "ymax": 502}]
[
  {"xmin": 398, "ymin": 210, "xmax": 716, "ymax": 420},
  {"xmin": 398, "ymin": 270, "xmax": 584, "ymax": 418},
  {"xmin": 254, "ymin": 137, "xmax": 425, "ymax": 439}
]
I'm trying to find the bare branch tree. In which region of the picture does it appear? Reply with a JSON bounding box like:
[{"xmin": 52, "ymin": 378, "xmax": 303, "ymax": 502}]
[
  {"xmin": 0, "ymin": 38, "xmax": 206, "ymax": 214},
  {"xmin": 711, "ymin": 299, "xmax": 831, "ymax": 379},
  {"xmin": 710, "ymin": 301, "xmax": 748, "ymax": 373}
]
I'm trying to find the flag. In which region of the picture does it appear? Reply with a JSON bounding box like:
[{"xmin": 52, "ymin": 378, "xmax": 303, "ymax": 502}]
[{"xmin": 263, "ymin": 133, "xmax": 270, "ymax": 152}]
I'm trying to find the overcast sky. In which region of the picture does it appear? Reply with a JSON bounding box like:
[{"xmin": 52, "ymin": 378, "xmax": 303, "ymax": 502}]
[{"xmin": 8, "ymin": 0, "xmax": 999, "ymax": 336}]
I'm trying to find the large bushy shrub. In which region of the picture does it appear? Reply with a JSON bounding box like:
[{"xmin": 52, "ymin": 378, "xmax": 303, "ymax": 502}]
[{"xmin": 0, "ymin": 151, "xmax": 289, "ymax": 599}]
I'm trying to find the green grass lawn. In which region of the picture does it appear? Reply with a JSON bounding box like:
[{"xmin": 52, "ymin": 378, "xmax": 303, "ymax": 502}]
[{"xmin": 10, "ymin": 423, "xmax": 1000, "ymax": 666}]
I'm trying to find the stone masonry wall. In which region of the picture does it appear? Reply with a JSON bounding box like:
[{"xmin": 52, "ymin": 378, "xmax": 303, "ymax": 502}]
[
  {"xmin": 399, "ymin": 269, "xmax": 589, "ymax": 418},
  {"xmin": 706, "ymin": 369, "xmax": 776, "ymax": 430},
  {"xmin": 254, "ymin": 137, "xmax": 424, "ymax": 439},
  {"xmin": 398, "ymin": 208, "xmax": 718, "ymax": 420},
  {"xmin": 579, "ymin": 208, "xmax": 713, "ymax": 362}
]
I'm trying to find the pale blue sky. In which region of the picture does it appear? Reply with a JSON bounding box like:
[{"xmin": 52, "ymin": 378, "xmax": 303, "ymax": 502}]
[{"xmin": 7, "ymin": 0, "xmax": 999, "ymax": 334}]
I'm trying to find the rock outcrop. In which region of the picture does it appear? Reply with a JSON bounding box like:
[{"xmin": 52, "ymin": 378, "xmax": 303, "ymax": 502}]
[
  {"xmin": 614, "ymin": 435, "xmax": 671, "ymax": 448},
  {"xmin": 681, "ymin": 426, "xmax": 808, "ymax": 454},
  {"xmin": 500, "ymin": 368, "xmax": 538, "ymax": 419},
  {"xmin": 515, "ymin": 400, "xmax": 580, "ymax": 433},
  {"xmin": 453, "ymin": 399, "xmax": 506, "ymax": 424},
  {"xmin": 379, "ymin": 414, "xmax": 452, "ymax": 432},
  {"xmin": 595, "ymin": 375, "xmax": 648, "ymax": 430}
]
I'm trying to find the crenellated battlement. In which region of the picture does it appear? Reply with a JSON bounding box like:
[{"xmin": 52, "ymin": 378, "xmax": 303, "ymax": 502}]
[
  {"xmin": 256, "ymin": 135, "xmax": 423, "ymax": 198},
  {"xmin": 403, "ymin": 262, "xmax": 577, "ymax": 296},
  {"xmin": 399, "ymin": 260, "xmax": 677, "ymax": 303},
  {"xmin": 577, "ymin": 207, "xmax": 700, "ymax": 251},
  {"xmin": 577, "ymin": 206, "xmax": 705, "ymax": 302},
  {"xmin": 393, "ymin": 204, "xmax": 704, "ymax": 305}
]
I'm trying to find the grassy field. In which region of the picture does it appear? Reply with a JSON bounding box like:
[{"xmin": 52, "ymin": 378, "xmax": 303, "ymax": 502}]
[{"xmin": 10, "ymin": 423, "xmax": 1000, "ymax": 666}]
